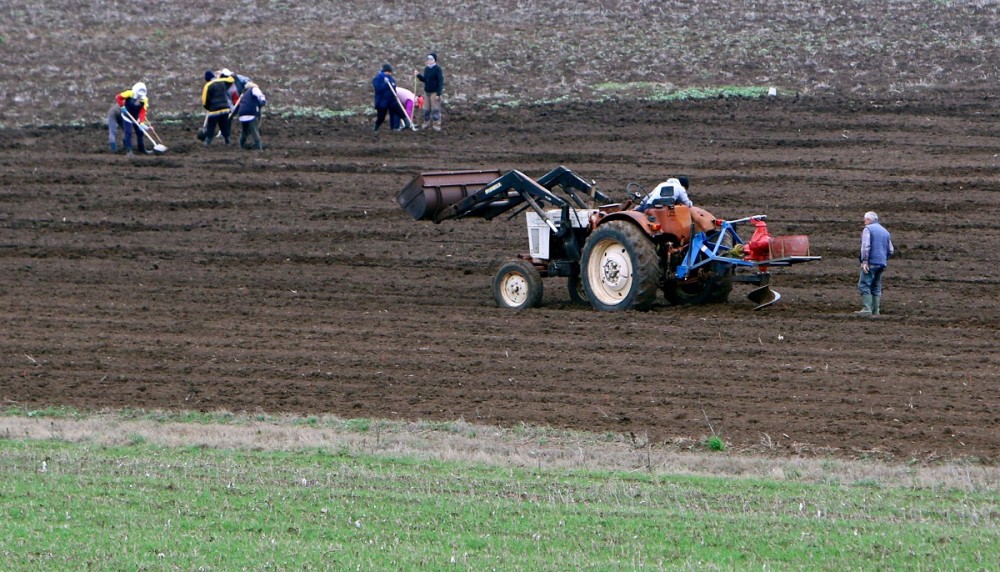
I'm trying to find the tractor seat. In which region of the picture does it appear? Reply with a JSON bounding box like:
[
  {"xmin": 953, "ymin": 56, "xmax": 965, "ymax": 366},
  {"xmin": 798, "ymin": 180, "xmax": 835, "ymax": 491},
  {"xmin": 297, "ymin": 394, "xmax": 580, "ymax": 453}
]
[{"xmin": 648, "ymin": 196, "xmax": 676, "ymax": 208}]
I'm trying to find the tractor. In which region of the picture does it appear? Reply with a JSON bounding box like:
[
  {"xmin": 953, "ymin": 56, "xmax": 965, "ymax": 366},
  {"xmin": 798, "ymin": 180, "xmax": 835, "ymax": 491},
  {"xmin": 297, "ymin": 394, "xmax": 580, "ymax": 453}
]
[{"xmin": 397, "ymin": 166, "xmax": 820, "ymax": 311}]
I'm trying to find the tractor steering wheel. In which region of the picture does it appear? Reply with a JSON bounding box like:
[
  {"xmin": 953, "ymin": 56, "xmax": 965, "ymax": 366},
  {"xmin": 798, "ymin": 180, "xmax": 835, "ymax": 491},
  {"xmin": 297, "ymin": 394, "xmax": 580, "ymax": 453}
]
[{"xmin": 625, "ymin": 182, "xmax": 647, "ymax": 202}]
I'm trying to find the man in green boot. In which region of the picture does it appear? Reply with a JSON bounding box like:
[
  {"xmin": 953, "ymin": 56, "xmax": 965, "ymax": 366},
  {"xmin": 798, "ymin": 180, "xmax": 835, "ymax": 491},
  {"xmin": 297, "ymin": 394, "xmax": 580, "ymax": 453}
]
[
  {"xmin": 856, "ymin": 293, "xmax": 874, "ymax": 316},
  {"xmin": 856, "ymin": 211, "xmax": 894, "ymax": 316}
]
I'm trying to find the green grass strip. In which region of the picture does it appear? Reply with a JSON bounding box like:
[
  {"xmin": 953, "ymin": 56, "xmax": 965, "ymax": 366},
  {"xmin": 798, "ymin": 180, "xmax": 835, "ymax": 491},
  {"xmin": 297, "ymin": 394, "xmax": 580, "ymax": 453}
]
[{"xmin": 2, "ymin": 439, "xmax": 997, "ymax": 570}]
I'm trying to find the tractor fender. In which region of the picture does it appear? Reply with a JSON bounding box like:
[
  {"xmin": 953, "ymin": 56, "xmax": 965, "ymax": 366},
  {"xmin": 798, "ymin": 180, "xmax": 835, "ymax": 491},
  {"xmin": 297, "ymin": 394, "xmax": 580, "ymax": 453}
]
[
  {"xmin": 594, "ymin": 210, "xmax": 658, "ymax": 236},
  {"xmin": 688, "ymin": 206, "xmax": 717, "ymax": 233},
  {"xmin": 594, "ymin": 205, "xmax": 718, "ymax": 244}
]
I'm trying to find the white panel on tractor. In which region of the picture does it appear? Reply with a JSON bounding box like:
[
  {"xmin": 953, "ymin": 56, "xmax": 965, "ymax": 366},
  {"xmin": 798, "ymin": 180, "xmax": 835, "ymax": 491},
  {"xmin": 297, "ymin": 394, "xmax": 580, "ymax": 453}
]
[{"xmin": 526, "ymin": 209, "xmax": 598, "ymax": 261}]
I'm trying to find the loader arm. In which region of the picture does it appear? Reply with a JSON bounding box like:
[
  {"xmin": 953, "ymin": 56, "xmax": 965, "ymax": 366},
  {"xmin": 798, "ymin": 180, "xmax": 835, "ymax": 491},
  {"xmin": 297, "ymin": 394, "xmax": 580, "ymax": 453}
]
[
  {"xmin": 433, "ymin": 169, "xmax": 569, "ymax": 224},
  {"xmin": 535, "ymin": 165, "xmax": 612, "ymax": 207}
]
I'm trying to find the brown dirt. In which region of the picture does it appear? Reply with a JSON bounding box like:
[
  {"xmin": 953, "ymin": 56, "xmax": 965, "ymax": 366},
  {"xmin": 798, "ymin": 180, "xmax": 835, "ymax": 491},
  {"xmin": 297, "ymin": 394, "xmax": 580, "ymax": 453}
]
[{"xmin": 3, "ymin": 92, "xmax": 1000, "ymax": 464}]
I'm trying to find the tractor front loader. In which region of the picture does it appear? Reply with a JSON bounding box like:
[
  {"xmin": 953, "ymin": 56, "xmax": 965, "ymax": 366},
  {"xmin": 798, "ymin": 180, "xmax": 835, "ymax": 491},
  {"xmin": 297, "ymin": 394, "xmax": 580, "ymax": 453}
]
[{"xmin": 397, "ymin": 167, "xmax": 820, "ymax": 311}]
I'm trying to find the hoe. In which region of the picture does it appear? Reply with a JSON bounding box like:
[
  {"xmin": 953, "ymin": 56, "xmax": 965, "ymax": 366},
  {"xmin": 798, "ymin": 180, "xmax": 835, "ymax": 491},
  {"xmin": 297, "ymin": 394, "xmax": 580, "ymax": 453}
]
[{"xmin": 398, "ymin": 167, "xmax": 820, "ymax": 311}]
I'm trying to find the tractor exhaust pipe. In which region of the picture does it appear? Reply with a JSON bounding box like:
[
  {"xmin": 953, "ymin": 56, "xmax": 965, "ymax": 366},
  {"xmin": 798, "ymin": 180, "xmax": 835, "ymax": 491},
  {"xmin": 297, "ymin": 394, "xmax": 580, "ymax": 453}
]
[{"xmin": 748, "ymin": 285, "xmax": 781, "ymax": 310}]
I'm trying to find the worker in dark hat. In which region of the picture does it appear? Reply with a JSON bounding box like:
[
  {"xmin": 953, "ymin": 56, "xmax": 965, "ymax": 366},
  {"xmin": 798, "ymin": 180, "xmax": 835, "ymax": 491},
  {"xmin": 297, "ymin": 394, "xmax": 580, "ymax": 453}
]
[
  {"xmin": 372, "ymin": 63, "xmax": 405, "ymax": 132},
  {"xmin": 201, "ymin": 69, "xmax": 235, "ymax": 146},
  {"xmin": 414, "ymin": 52, "xmax": 444, "ymax": 131}
]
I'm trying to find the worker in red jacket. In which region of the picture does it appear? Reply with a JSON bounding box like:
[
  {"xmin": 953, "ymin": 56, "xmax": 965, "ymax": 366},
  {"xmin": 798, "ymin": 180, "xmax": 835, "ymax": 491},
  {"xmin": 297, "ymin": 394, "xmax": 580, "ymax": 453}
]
[{"xmin": 106, "ymin": 82, "xmax": 150, "ymax": 155}]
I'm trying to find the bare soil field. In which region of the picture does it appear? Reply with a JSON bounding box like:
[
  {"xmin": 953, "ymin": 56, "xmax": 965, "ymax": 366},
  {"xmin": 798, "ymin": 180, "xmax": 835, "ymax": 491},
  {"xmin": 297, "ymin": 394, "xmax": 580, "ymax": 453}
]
[{"xmin": 2, "ymin": 1, "xmax": 1000, "ymax": 463}]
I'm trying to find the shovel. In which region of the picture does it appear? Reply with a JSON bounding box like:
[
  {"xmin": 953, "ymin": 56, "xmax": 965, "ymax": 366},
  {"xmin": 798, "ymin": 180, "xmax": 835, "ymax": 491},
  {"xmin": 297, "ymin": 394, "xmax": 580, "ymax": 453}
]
[
  {"xmin": 196, "ymin": 113, "xmax": 209, "ymax": 141},
  {"xmin": 145, "ymin": 122, "xmax": 167, "ymax": 148},
  {"xmin": 121, "ymin": 108, "xmax": 168, "ymax": 154}
]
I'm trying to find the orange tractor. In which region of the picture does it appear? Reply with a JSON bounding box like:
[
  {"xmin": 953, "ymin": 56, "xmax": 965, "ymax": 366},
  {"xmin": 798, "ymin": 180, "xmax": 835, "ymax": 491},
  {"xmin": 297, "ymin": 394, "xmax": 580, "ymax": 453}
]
[{"xmin": 397, "ymin": 167, "xmax": 819, "ymax": 311}]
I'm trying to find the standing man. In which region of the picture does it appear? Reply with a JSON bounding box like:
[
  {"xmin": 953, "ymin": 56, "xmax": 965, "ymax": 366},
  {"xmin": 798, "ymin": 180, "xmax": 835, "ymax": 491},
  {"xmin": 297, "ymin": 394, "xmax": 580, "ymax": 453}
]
[
  {"xmin": 201, "ymin": 70, "xmax": 235, "ymax": 146},
  {"xmin": 414, "ymin": 52, "xmax": 444, "ymax": 131},
  {"xmin": 235, "ymin": 80, "xmax": 267, "ymax": 150},
  {"xmin": 856, "ymin": 211, "xmax": 894, "ymax": 316},
  {"xmin": 107, "ymin": 82, "xmax": 150, "ymax": 155}
]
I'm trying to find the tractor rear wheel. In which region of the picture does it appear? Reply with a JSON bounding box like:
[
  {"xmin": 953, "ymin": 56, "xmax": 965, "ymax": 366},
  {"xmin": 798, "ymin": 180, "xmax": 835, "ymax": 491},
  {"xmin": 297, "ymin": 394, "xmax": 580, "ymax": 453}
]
[
  {"xmin": 581, "ymin": 220, "xmax": 661, "ymax": 311},
  {"xmin": 663, "ymin": 262, "xmax": 733, "ymax": 305},
  {"xmin": 493, "ymin": 259, "xmax": 543, "ymax": 309}
]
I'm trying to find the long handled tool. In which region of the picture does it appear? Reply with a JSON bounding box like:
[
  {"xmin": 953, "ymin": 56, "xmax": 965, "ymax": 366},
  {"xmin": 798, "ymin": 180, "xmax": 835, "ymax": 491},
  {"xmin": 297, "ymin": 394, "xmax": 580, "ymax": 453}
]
[
  {"xmin": 121, "ymin": 108, "xmax": 168, "ymax": 153},
  {"xmin": 386, "ymin": 78, "xmax": 416, "ymax": 131},
  {"xmin": 144, "ymin": 121, "xmax": 167, "ymax": 148}
]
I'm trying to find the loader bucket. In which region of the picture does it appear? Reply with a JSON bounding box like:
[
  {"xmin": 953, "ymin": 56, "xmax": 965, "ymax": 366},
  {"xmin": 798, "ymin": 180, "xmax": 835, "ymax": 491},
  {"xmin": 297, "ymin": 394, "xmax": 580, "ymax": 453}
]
[
  {"xmin": 748, "ymin": 285, "xmax": 781, "ymax": 310},
  {"xmin": 397, "ymin": 169, "xmax": 503, "ymax": 221}
]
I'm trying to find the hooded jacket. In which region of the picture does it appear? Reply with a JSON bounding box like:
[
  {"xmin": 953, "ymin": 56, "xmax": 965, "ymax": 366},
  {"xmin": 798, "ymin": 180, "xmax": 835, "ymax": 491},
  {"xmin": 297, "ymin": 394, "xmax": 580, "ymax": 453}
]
[
  {"xmin": 372, "ymin": 71, "xmax": 397, "ymax": 109},
  {"xmin": 237, "ymin": 83, "xmax": 266, "ymax": 119},
  {"xmin": 202, "ymin": 76, "xmax": 236, "ymax": 115},
  {"xmin": 115, "ymin": 89, "xmax": 148, "ymax": 123},
  {"xmin": 417, "ymin": 64, "xmax": 443, "ymax": 95}
]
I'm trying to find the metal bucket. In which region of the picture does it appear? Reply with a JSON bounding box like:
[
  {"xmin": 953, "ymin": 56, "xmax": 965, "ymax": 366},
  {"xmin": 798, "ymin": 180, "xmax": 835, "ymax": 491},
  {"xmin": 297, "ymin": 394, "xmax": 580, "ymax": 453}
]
[{"xmin": 397, "ymin": 169, "xmax": 502, "ymax": 221}]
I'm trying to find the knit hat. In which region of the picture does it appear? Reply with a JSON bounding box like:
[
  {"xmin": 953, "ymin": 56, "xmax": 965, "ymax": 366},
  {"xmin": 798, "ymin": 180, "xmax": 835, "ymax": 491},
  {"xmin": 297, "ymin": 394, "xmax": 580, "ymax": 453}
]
[
  {"xmin": 427, "ymin": 53, "xmax": 437, "ymax": 62},
  {"xmin": 204, "ymin": 70, "xmax": 215, "ymax": 82},
  {"xmin": 381, "ymin": 63, "xmax": 393, "ymax": 73}
]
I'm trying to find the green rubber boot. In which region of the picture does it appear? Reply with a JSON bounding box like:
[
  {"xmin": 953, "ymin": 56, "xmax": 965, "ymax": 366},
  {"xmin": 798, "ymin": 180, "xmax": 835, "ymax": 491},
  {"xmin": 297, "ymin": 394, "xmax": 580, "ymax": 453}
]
[
  {"xmin": 872, "ymin": 295, "xmax": 881, "ymax": 316},
  {"xmin": 855, "ymin": 293, "xmax": 873, "ymax": 316}
]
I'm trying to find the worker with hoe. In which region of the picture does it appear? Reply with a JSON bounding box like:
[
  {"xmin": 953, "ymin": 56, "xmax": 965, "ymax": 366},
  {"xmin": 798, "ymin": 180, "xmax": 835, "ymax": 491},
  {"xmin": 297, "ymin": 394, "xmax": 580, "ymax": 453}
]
[
  {"xmin": 372, "ymin": 63, "xmax": 408, "ymax": 132},
  {"xmin": 234, "ymin": 80, "xmax": 267, "ymax": 150},
  {"xmin": 107, "ymin": 82, "xmax": 151, "ymax": 155},
  {"xmin": 855, "ymin": 210, "xmax": 894, "ymax": 316},
  {"xmin": 201, "ymin": 69, "xmax": 236, "ymax": 146},
  {"xmin": 414, "ymin": 52, "xmax": 444, "ymax": 131}
]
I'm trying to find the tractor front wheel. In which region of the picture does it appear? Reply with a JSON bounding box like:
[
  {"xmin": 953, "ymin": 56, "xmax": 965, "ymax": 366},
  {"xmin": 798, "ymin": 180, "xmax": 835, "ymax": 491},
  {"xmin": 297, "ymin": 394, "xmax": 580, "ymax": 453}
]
[
  {"xmin": 493, "ymin": 259, "xmax": 543, "ymax": 309},
  {"xmin": 581, "ymin": 221, "xmax": 661, "ymax": 311}
]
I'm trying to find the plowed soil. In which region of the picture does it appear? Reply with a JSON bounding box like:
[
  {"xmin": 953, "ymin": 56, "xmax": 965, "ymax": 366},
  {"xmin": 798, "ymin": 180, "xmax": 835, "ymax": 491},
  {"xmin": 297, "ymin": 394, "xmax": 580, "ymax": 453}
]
[{"xmin": 3, "ymin": 93, "xmax": 999, "ymax": 463}]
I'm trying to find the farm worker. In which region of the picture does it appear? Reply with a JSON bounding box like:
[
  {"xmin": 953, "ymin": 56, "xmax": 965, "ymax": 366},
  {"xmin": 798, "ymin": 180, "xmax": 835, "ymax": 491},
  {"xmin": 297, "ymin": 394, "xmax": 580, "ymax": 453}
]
[
  {"xmin": 107, "ymin": 82, "xmax": 150, "ymax": 155},
  {"xmin": 222, "ymin": 69, "xmax": 253, "ymax": 98},
  {"xmin": 414, "ymin": 52, "xmax": 444, "ymax": 131},
  {"xmin": 637, "ymin": 177, "xmax": 693, "ymax": 211},
  {"xmin": 201, "ymin": 69, "xmax": 236, "ymax": 146},
  {"xmin": 395, "ymin": 85, "xmax": 417, "ymax": 124},
  {"xmin": 372, "ymin": 63, "xmax": 405, "ymax": 132},
  {"xmin": 856, "ymin": 211, "xmax": 894, "ymax": 316},
  {"xmin": 234, "ymin": 80, "xmax": 267, "ymax": 150}
]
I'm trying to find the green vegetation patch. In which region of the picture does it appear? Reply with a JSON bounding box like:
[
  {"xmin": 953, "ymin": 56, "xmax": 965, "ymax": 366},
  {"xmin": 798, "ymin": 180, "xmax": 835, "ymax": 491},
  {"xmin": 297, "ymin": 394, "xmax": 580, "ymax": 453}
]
[
  {"xmin": 273, "ymin": 105, "xmax": 358, "ymax": 119},
  {"xmin": 649, "ymin": 86, "xmax": 771, "ymax": 101},
  {"xmin": 2, "ymin": 439, "xmax": 997, "ymax": 570},
  {"xmin": 595, "ymin": 81, "xmax": 771, "ymax": 101}
]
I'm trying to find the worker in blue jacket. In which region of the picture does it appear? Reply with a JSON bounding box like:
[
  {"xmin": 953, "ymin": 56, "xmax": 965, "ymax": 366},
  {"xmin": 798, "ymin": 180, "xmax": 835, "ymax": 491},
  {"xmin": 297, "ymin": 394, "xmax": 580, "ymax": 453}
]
[
  {"xmin": 856, "ymin": 211, "xmax": 894, "ymax": 316},
  {"xmin": 372, "ymin": 63, "xmax": 404, "ymax": 132},
  {"xmin": 235, "ymin": 81, "xmax": 267, "ymax": 150}
]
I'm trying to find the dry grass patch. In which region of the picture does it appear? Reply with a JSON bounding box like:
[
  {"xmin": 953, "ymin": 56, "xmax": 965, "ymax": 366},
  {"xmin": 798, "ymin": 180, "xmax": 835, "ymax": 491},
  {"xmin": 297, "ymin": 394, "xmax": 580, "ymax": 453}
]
[{"xmin": 2, "ymin": 410, "xmax": 997, "ymax": 492}]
